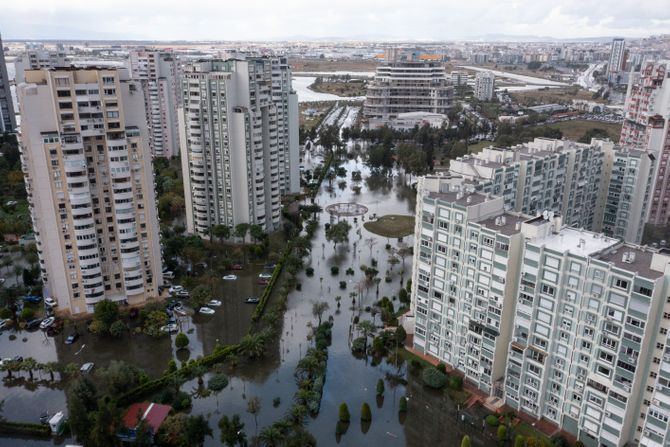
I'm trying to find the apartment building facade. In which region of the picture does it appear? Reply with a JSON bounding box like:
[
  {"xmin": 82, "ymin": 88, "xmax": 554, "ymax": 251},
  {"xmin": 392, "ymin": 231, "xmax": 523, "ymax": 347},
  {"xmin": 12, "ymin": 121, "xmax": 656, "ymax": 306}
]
[
  {"xmin": 607, "ymin": 38, "xmax": 627, "ymax": 84},
  {"xmin": 620, "ymin": 61, "xmax": 670, "ymax": 226},
  {"xmin": 409, "ymin": 176, "xmax": 670, "ymax": 446},
  {"xmin": 474, "ymin": 71, "xmax": 495, "ymax": 101},
  {"xmin": 0, "ymin": 35, "xmax": 16, "ymax": 133},
  {"xmin": 128, "ymin": 50, "xmax": 180, "ymax": 158},
  {"xmin": 363, "ymin": 49, "xmax": 453, "ymax": 128},
  {"xmin": 14, "ymin": 49, "xmax": 68, "ymax": 84},
  {"xmin": 179, "ymin": 58, "xmax": 299, "ymax": 237},
  {"xmin": 18, "ymin": 67, "xmax": 163, "ymax": 315}
]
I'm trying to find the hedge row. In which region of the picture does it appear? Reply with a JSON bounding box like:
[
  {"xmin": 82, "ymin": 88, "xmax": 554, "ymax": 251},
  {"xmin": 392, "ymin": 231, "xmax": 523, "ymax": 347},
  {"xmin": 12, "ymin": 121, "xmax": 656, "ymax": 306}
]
[
  {"xmin": 251, "ymin": 259, "xmax": 285, "ymax": 322},
  {"xmin": 0, "ymin": 421, "xmax": 51, "ymax": 437}
]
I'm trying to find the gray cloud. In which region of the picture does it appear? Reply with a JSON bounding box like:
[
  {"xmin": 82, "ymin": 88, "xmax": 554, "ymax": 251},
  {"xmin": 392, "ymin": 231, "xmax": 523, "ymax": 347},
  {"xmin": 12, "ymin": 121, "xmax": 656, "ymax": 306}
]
[{"xmin": 1, "ymin": 0, "xmax": 668, "ymax": 40}]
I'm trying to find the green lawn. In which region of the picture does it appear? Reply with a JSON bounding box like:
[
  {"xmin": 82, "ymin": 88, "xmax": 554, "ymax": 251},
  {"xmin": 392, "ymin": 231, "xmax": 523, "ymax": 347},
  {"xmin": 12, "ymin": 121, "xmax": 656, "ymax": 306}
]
[
  {"xmin": 467, "ymin": 140, "xmax": 496, "ymax": 153},
  {"xmin": 545, "ymin": 119, "xmax": 622, "ymax": 143},
  {"xmin": 363, "ymin": 215, "xmax": 415, "ymax": 238}
]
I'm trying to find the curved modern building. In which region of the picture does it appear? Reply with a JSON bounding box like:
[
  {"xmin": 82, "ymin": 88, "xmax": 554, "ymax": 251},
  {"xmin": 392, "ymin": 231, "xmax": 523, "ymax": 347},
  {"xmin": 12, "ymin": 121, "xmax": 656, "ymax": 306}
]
[{"xmin": 18, "ymin": 67, "xmax": 163, "ymax": 315}]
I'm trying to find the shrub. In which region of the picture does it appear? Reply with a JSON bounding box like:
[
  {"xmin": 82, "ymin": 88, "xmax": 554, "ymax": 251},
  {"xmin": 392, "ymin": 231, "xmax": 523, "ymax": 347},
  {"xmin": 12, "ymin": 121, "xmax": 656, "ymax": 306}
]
[
  {"xmin": 461, "ymin": 435, "xmax": 471, "ymax": 447},
  {"xmin": 360, "ymin": 402, "xmax": 371, "ymax": 421},
  {"xmin": 497, "ymin": 424, "xmax": 507, "ymax": 441},
  {"xmin": 346, "ymin": 268, "xmax": 355, "ymax": 275},
  {"xmin": 514, "ymin": 435, "xmax": 525, "ymax": 447},
  {"xmin": 331, "ymin": 266, "xmax": 339, "ymax": 275},
  {"xmin": 175, "ymin": 333, "xmax": 189, "ymax": 349},
  {"xmin": 399, "ymin": 396, "xmax": 407, "ymax": 412},
  {"xmin": 339, "ymin": 403, "xmax": 350, "ymax": 422},
  {"xmin": 351, "ymin": 337, "xmax": 366, "ymax": 353},
  {"xmin": 410, "ymin": 359, "xmax": 423, "ymax": 370},
  {"xmin": 339, "ymin": 281, "xmax": 346, "ymax": 289},
  {"xmin": 448, "ymin": 375, "xmax": 463, "ymax": 390},
  {"xmin": 398, "ymin": 288, "xmax": 409, "ymax": 305},
  {"xmin": 306, "ymin": 267, "xmax": 314, "ymax": 276},
  {"xmin": 273, "ymin": 397, "xmax": 281, "ymax": 407},
  {"xmin": 0, "ymin": 308, "xmax": 11, "ymax": 319},
  {"xmin": 385, "ymin": 243, "xmax": 391, "ymax": 250},
  {"xmin": 436, "ymin": 363, "xmax": 447, "ymax": 374},
  {"xmin": 296, "ymin": 283, "xmax": 302, "ymax": 291},
  {"xmin": 109, "ymin": 320, "xmax": 126, "ymax": 338},
  {"xmin": 485, "ymin": 414, "xmax": 499, "ymax": 427},
  {"xmin": 376, "ymin": 378, "xmax": 385, "ymax": 396},
  {"xmin": 422, "ymin": 367, "xmax": 447, "ymax": 389},
  {"xmin": 574, "ymin": 442, "xmax": 585, "ymax": 447}
]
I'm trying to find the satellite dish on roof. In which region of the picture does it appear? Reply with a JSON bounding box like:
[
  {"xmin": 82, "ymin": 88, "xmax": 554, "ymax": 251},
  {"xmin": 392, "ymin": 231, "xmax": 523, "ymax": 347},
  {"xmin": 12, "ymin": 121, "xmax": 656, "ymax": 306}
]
[{"xmin": 542, "ymin": 210, "xmax": 549, "ymax": 220}]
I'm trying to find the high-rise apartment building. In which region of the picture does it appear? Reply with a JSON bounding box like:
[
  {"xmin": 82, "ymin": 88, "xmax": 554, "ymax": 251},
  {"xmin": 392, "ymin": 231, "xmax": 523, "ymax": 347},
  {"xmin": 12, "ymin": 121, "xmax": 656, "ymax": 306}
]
[
  {"xmin": 364, "ymin": 49, "xmax": 453, "ymax": 128},
  {"xmin": 409, "ymin": 176, "xmax": 670, "ymax": 447},
  {"xmin": 620, "ymin": 61, "xmax": 670, "ymax": 226},
  {"xmin": 474, "ymin": 71, "xmax": 495, "ymax": 101},
  {"xmin": 14, "ymin": 49, "xmax": 68, "ymax": 84},
  {"xmin": 179, "ymin": 58, "xmax": 299, "ymax": 237},
  {"xmin": 17, "ymin": 67, "xmax": 163, "ymax": 315},
  {"xmin": 447, "ymin": 137, "xmax": 654, "ymax": 244},
  {"xmin": 0, "ymin": 35, "xmax": 16, "ymax": 133},
  {"xmin": 607, "ymin": 38, "xmax": 627, "ymax": 84},
  {"xmin": 128, "ymin": 49, "xmax": 181, "ymax": 158}
]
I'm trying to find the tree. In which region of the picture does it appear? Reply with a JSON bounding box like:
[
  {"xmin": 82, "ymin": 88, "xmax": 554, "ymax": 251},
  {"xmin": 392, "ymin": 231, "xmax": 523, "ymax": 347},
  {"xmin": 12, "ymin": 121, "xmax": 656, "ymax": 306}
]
[
  {"xmin": 190, "ymin": 285, "xmax": 212, "ymax": 310},
  {"xmin": 218, "ymin": 414, "xmax": 246, "ymax": 447},
  {"xmin": 67, "ymin": 377, "xmax": 98, "ymax": 441},
  {"xmin": 211, "ymin": 224, "xmax": 231, "ymax": 242},
  {"xmin": 461, "ymin": 435, "xmax": 472, "ymax": 447},
  {"xmin": 498, "ymin": 424, "xmax": 508, "ymax": 442},
  {"xmin": 20, "ymin": 307, "xmax": 34, "ymax": 321},
  {"xmin": 312, "ymin": 301, "xmax": 330, "ymax": 326},
  {"xmin": 184, "ymin": 414, "xmax": 213, "ymax": 446},
  {"xmin": 88, "ymin": 398, "xmax": 121, "ymax": 447},
  {"xmin": 143, "ymin": 310, "xmax": 169, "ymax": 337},
  {"xmin": 248, "ymin": 224, "xmax": 266, "ymax": 244},
  {"xmin": 97, "ymin": 360, "xmax": 145, "ymax": 396},
  {"xmin": 360, "ymin": 402, "xmax": 372, "ymax": 421},
  {"xmin": 325, "ymin": 221, "xmax": 351, "ymax": 248},
  {"xmin": 338, "ymin": 403, "xmax": 350, "ymax": 422},
  {"xmin": 234, "ymin": 223, "xmax": 250, "ymax": 241},
  {"xmin": 93, "ymin": 299, "xmax": 119, "ymax": 334},
  {"xmin": 175, "ymin": 332, "xmax": 189, "ymax": 349},
  {"xmin": 514, "ymin": 435, "xmax": 526, "ymax": 447},
  {"xmin": 21, "ymin": 357, "xmax": 38, "ymax": 380},
  {"xmin": 109, "ymin": 320, "xmax": 126, "ymax": 338},
  {"xmin": 246, "ymin": 396, "xmax": 261, "ymax": 437},
  {"xmin": 258, "ymin": 425, "xmax": 284, "ymax": 446},
  {"xmin": 357, "ymin": 320, "xmax": 376, "ymax": 350},
  {"xmin": 399, "ymin": 396, "xmax": 408, "ymax": 412},
  {"xmin": 422, "ymin": 367, "xmax": 447, "ymax": 389},
  {"xmin": 208, "ymin": 373, "xmax": 229, "ymax": 409},
  {"xmin": 398, "ymin": 288, "xmax": 409, "ymax": 305},
  {"xmin": 376, "ymin": 378, "xmax": 385, "ymax": 396},
  {"xmin": 42, "ymin": 361, "xmax": 59, "ymax": 381}
]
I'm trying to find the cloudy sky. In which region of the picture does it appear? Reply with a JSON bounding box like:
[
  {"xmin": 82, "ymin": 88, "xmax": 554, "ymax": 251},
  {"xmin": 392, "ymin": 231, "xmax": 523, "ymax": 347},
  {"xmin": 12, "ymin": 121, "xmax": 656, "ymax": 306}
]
[{"xmin": 1, "ymin": 0, "xmax": 668, "ymax": 41}]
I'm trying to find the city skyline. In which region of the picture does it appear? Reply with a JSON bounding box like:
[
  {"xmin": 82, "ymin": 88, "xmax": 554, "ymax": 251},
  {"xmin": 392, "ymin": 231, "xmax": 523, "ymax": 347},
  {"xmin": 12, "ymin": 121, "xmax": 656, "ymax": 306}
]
[{"xmin": 0, "ymin": 0, "xmax": 668, "ymax": 41}]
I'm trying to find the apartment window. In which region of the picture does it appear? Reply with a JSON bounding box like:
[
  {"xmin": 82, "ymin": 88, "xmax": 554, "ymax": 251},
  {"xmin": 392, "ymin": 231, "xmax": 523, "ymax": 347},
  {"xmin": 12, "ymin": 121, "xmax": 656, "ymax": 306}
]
[
  {"xmin": 541, "ymin": 284, "xmax": 555, "ymax": 296},
  {"xmin": 613, "ymin": 278, "xmax": 629, "ymax": 291}
]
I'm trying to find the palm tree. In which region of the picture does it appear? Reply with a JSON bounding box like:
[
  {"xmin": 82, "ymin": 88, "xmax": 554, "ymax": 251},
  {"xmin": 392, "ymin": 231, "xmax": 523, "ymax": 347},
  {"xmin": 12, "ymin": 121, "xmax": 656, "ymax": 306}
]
[
  {"xmin": 218, "ymin": 414, "xmax": 246, "ymax": 447},
  {"xmin": 21, "ymin": 357, "xmax": 38, "ymax": 381},
  {"xmin": 239, "ymin": 333, "xmax": 265, "ymax": 360},
  {"xmin": 357, "ymin": 320, "xmax": 376, "ymax": 350},
  {"xmin": 42, "ymin": 361, "xmax": 59, "ymax": 381},
  {"xmin": 191, "ymin": 364, "xmax": 207, "ymax": 388},
  {"xmin": 311, "ymin": 301, "xmax": 330, "ymax": 326},
  {"xmin": 258, "ymin": 425, "xmax": 284, "ymax": 446},
  {"xmin": 246, "ymin": 396, "xmax": 261, "ymax": 438}
]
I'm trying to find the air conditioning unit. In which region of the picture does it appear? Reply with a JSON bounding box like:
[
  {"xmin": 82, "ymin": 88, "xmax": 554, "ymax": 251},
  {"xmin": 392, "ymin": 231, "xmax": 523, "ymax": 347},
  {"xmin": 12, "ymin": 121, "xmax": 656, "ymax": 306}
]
[{"xmin": 605, "ymin": 411, "xmax": 612, "ymax": 417}]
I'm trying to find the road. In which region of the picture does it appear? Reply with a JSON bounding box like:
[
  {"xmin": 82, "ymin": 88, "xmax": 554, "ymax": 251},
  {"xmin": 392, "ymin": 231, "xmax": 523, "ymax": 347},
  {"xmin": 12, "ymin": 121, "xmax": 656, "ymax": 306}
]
[{"xmin": 576, "ymin": 63, "xmax": 605, "ymax": 92}]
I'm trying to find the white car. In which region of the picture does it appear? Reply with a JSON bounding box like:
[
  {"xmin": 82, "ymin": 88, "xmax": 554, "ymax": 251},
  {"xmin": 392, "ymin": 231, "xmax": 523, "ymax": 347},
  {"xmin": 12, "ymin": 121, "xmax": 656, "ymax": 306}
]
[
  {"xmin": 199, "ymin": 307, "xmax": 215, "ymax": 315},
  {"xmin": 222, "ymin": 275, "xmax": 237, "ymax": 281},
  {"xmin": 168, "ymin": 285, "xmax": 183, "ymax": 294},
  {"xmin": 258, "ymin": 272, "xmax": 273, "ymax": 279},
  {"xmin": 160, "ymin": 323, "xmax": 178, "ymax": 333},
  {"xmin": 173, "ymin": 304, "xmax": 187, "ymax": 315},
  {"xmin": 44, "ymin": 297, "xmax": 57, "ymax": 307},
  {"xmin": 80, "ymin": 362, "xmax": 95, "ymax": 374},
  {"xmin": 207, "ymin": 299, "xmax": 222, "ymax": 307},
  {"xmin": 40, "ymin": 317, "xmax": 56, "ymax": 330}
]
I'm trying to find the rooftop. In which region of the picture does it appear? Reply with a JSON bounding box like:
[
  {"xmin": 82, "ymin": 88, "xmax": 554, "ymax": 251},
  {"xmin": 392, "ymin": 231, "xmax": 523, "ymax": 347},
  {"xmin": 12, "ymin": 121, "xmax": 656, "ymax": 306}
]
[
  {"xmin": 427, "ymin": 191, "xmax": 491, "ymax": 207},
  {"xmin": 596, "ymin": 246, "xmax": 663, "ymax": 280},
  {"xmin": 122, "ymin": 402, "xmax": 172, "ymax": 433},
  {"xmin": 478, "ymin": 212, "xmax": 525, "ymax": 236},
  {"xmin": 530, "ymin": 227, "xmax": 619, "ymax": 257}
]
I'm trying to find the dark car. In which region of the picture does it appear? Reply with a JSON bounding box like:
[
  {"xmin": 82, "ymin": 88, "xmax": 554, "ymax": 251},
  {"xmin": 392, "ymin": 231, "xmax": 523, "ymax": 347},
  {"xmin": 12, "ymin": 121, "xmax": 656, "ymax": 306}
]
[
  {"xmin": 23, "ymin": 295, "xmax": 42, "ymax": 304},
  {"xmin": 25, "ymin": 319, "xmax": 42, "ymax": 330},
  {"xmin": 65, "ymin": 332, "xmax": 80, "ymax": 345}
]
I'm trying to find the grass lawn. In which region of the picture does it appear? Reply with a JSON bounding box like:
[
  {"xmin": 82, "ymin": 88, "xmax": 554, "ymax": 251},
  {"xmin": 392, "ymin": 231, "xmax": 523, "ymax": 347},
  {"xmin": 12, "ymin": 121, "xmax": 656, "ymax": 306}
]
[
  {"xmin": 364, "ymin": 215, "xmax": 415, "ymax": 238},
  {"xmin": 511, "ymin": 86, "xmax": 604, "ymax": 106},
  {"xmin": 401, "ymin": 347, "xmax": 435, "ymax": 369},
  {"xmin": 513, "ymin": 422, "xmax": 553, "ymax": 445},
  {"xmin": 467, "ymin": 140, "xmax": 496, "ymax": 153},
  {"xmin": 545, "ymin": 119, "xmax": 622, "ymax": 142}
]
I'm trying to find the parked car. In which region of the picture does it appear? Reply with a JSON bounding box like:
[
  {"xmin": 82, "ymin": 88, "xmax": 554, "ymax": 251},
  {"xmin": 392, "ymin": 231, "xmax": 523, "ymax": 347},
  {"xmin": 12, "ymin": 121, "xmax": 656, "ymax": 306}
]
[
  {"xmin": 25, "ymin": 319, "xmax": 43, "ymax": 330},
  {"xmin": 65, "ymin": 332, "xmax": 80, "ymax": 345},
  {"xmin": 162, "ymin": 271, "xmax": 175, "ymax": 280},
  {"xmin": 40, "ymin": 317, "xmax": 56, "ymax": 330},
  {"xmin": 0, "ymin": 320, "xmax": 7, "ymax": 330},
  {"xmin": 173, "ymin": 304, "xmax": 187, "ymax": 315},
  {"xmin": 231, "ymin": 264, "xmax": 243, "ymax": 270},
  {"xmin": 199, "ymin": 307, "xmax": 215, "ymax": 315},
  {"xmin": 23, "ymin": 295, "xmax": 42, "ymax": 304},
  {"xmin": 223, "ymin": 275, "xmax": 238, "ymax": 281},
  {"xmin": 80, "ymin": 363, "xmax": 95, "ymax": 374},
  {"xmin": 160, "ymin": 323, "xmax": 179, "ymax": 334},
  {"xmin": 245, "ymin": 297, "xmax": 260, "ymax": 304},
  {"xmin": 168, "ymin": 285, "xmax": 183, "ymax": 294},
  {"xmin": 44, "ymin": 297, "xmax": 57, "ymax": 307},
  {"xmin": 207, "ymin": 299, "xmax": 222, "ymax": 307},
  {"xmin": 176, "ymin": 290, "xmax": 189, "ymax": 298},
  {"xmin": 257, "ymin": 278, "xmax": 270, "ymax": 285},
  {"xmin": 258, "ymin": 272, "xmax": 273, "ymax": 279}
]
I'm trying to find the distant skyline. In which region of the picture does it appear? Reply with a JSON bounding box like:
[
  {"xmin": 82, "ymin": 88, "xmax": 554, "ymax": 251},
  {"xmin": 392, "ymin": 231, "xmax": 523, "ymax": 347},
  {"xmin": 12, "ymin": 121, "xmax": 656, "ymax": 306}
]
[{"xmin": 1, "ymin": 0, "xmax": 668, "ymax": 42}]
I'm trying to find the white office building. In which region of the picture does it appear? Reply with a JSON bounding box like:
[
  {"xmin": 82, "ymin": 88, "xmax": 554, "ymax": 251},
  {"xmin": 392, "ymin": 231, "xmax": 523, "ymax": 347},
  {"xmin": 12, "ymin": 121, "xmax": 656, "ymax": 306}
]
[
  {"xmin": 474, "ymin": 71, "xmax": 495, "ymax": 101},
  {"xmin": 179, "ymin": 58, "xmax": 299, "ymax": 237},
  {"xmin": 17, "ymin": 67, "xmax": 163, "ymax": 315},
  {"xmin": 128, "ymin": 50, "xmax": 181, "ymax": 158}
]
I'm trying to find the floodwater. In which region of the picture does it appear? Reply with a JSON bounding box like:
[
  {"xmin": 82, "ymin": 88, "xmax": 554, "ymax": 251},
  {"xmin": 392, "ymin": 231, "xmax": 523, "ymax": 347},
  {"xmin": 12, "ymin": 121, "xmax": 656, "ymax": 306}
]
[
  {"xmin": 293, "ymin": 76, "xmax": 366, "ymax": 103},
  {"xmin": 459, "ymin": 65, "xmax": 568, "ymax": 86},
  {"xmin": 0, "ymin": 146, "xmax": 490, "ymax": 447}
]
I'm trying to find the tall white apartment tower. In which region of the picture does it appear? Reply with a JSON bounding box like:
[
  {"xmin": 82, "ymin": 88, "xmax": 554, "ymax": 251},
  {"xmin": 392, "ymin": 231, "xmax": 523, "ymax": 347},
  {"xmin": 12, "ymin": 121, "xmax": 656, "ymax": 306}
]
[
  {"xmin": 474, "ymin": 71, "xmax": 495, "ymax": 101},
  {"xmin": 607, "ymin": 38, "xmax": 626, "ymax": 84},
  {"xmin": 128, "ymin": 50, "xmax": 181, "ymax": 158},
  {"xmin": 18, "ymin": 67, "xmax": 163, "ymax": 315},
  {"xmin": 14, "ymin": 49, "xmax": 69, "ymax": 84},
  {"xmin": 179, "ymin": 58, "xmax": 299, "ymax": 237},
  {"xmin": 0, "ymin": 34, "xmax": 16, "ymax": 133}
]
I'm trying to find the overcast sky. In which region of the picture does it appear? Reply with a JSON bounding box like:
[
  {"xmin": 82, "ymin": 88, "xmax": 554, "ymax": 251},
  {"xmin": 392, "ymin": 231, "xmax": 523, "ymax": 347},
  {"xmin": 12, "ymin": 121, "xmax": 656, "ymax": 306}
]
[{"xmin": 1, "ymin": 0, "xmax": 668, "ymax": 41}]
